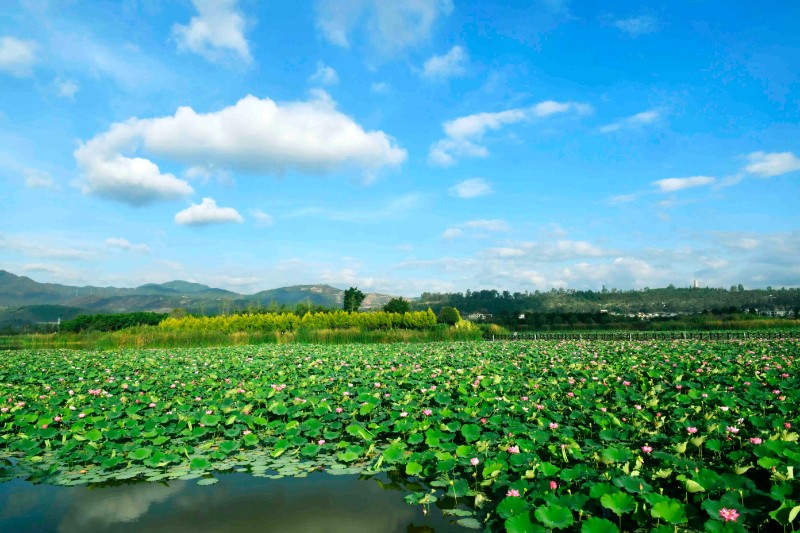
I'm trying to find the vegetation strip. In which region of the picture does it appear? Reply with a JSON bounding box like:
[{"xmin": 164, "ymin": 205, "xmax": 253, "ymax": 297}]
[{"xmin": 1, "ymin": 340, "xmax": 798, "ymax": 531}]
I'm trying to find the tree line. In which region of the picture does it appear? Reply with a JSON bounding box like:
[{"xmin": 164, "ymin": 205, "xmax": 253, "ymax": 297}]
[{"xmin": 160, "ymin": 309, "xmax": 438, "ymax": 333}]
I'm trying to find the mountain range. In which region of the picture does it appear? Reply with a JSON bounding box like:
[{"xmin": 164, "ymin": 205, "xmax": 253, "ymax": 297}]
[{"xmin": 0, "ymin": 270, "xmax": 395, "ymax": 326}]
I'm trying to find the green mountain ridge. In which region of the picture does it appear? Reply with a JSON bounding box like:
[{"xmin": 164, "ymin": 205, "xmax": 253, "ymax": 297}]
[{"xmin": 0, "ymin": 270, "xmax": 395, "ymax": 321}]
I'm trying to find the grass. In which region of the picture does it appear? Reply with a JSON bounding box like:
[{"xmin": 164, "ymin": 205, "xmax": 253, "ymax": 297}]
[{"xmin": 0, "ymin": 325, "xmax": 483, "ymax": 350}]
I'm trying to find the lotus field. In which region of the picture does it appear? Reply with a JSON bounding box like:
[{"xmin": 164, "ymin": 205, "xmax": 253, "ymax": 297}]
[{"xmin": 1, "ymin": 340, "xmax": 798, "ymax": 532}]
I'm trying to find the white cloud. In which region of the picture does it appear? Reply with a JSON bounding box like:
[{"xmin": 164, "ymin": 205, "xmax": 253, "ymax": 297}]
[
  {"xmin": 24, "ymin": 168, "xmax": 58, "ymax": 190},
  {"xmin": 286, "ymin": 193, "xmax": 422, "ymax": 222},
  {"xmin": 250, "ymin": 208, "xmax": 274, "ymax": 227},
  {"xmin": 0, "ymin": 36, "xmax": 37, "ymax": 77},
  {"xmin": 55, "ymin": 78, "xmax": 79, "ymax": 99},
  {"xmin": 443, "ymin": 219, "xmax": 510, "ymax": 238},
  {"xmin": 0, "ymin": 233, "xmax": 94, "ymax": 260},
  {"xmin": 448, "ymin": 178, "xmax": 493, "ymax": 198},
  {"xmin": 422, "ymin": 46, "xmax": 468, "ymax": 80},
  {"xmin": 74, "ymin": 122, "xmax": 195, "ymax": 206},
  {"xmin": 652, "ymin": 176, "xmax": 715, "ymax": 193},
  {"xmin": 309, "ymin": 61, "xmax": 339, "ymax": 86},
  {"xmin": 76, "ymin": 92, "xmax": 406, "ymax": 205},
  {"xmin": 608, "ymin": 193, "xmax": 638, "ymax": 205},
  {"xmin": 315, "ymin": 0, "xmax": 454, "ymax": 54},
  {"xmin": 104, "ymin": 237, "xmax": 149, "ymax": 253},
  {"xmin": 744, "ymin": 151, "xmax": 800, "ymax": 177},
  {"xmin": 174, "ymin": 198, "xmax": 244, "ymax": 226},
  {"xmin": 441, "ymin": 228, "xmax": 462, "ymax": 240},
  {"xmin": 614, "ymin": 15, "xmax": 658, "ymax": 36},
  {"xmin": 429, "ymin": 100, "xmax": 592, "ymax": 165},
  {"xmin": 173, "ymin": 0, "xmax": 252, "ymax": 63},
  {"xmin": 462, "ymin": 219, "xmax": 509, "ymax": 232},
  {"xmin": 599, "ymin": 109, "xmax": 660, "ymax": 133}
]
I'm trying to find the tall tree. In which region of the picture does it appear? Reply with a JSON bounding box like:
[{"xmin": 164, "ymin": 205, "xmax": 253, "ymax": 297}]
[
  {"xmin": 343, "ymin": 287, "xmax": 366, "ymax": 312},
  {"xmin": 383, "ymin": 297, "xmax": 410, "ymax": 314}
]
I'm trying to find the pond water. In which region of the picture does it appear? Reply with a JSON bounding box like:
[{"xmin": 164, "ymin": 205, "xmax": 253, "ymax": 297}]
[{"xmin": 0, "ymin": 471, "xmax": 474, "ymax": 533}]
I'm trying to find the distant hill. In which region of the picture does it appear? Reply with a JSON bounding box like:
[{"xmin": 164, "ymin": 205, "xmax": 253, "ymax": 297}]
[{"xmin": 0, "ymin": 270, "xmax": 396, "ymax": 326}]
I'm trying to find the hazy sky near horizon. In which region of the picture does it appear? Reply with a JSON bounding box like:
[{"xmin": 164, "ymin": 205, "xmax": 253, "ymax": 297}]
[{"xmin": 1, "ymin": 0, "xmax": 799, "ymax": 296}]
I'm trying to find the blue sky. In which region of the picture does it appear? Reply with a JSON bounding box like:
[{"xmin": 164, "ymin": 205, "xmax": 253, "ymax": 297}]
[{"xmin": 1, "ymin": 0, "xmax": 798, "ymax": 296}]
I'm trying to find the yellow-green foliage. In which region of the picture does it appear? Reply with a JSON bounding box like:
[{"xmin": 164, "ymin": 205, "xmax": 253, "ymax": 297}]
[{"xmin": 159, "ymin": 309, "xmax": 437, "ymax": 333}]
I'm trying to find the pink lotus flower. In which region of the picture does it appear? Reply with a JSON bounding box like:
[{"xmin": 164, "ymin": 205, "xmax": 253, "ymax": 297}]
[
  {"xmin": 318, "ymin": 439, "xmax": 325, "ymax": 445},
  {"xmin": 470, "ymin": 458, "xmax": 479, "ymax": 466},
  {"xmin": 521, "ymin": 396, "xmax": 528, "ymax": 401},
  {"xmin": 41, "ymin": 424, "xmax": 48, "ymax": 429},
  {"xmin": 400, "ymin": 411, "xmax": 408, "ymax": 417},
  {"xmin": 536, "ymin": 404, "xmax": 544, "ymax": 410},
  {"xmin": 0, "ymin": 407, "xmax": 7, "ymax": 413},
  {"xmin": 785, "ymin": 422, "xmax": 792, "ymax": 429},
  {"xmin": 78, "ymin": 413, "xmax": 85, "ymax": 419},
  {"xmin": 687, "ymin": 427, "xmax": 698, "ymax": 434},
  {"xmin": 205, "ymin": 410, "xmax": 213, "ymax": 415},
  {"xmin": 549, "ymin": 423, "xmax": 558, "ymax": 429},
  {"xmin": 149, "ymin": 402, "xmax": 156, "ymax": 408},
  {"xmin": 423, "ymin": 409, "xmax": 433, "ymax": 416},
  {"xmin": 749, "ymin": 437, "xmax": 762, "ymax": 445},
  {"xmin": 506, "ymin": 489, "xmax": 520, "ymax": 497},
  {"xmin": 53, "ymin": 416, "xmax": 62, "ymax": 422},
  {"xmin": 726, "ymin": 426, "xmax": 739, "ymax": 434},
  {"xmin": 335, "ymin": 407, "xmax": 343, "ymax": 413},
  {"xmin": 549, "ymin": 480, "xmax": 558, "ymax": 490},
  {"xmin": 480, "ymin": 417, "xmax": 487, "ymax": 424},
  {"xmin": 508, "ymin": 445, "xmax": 520, "ymax": 454},
  {"xmin": 641, "ymin": 445, "xmax": 653, "ymax": 453},
  {"xmin": 719, "ymin": 508, "xmax": 739, "ymax": 522},
  {"xmin": 242, "ymin": 430, "xmax": 251, "ymax": 435}
]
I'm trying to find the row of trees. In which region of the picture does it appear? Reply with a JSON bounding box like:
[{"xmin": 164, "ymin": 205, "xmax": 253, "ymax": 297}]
[
  {"xmin": 418, "ymin": 287, "xmax": 800, "ymax": 315},
  {"xmin": 60, "ymin": 312, "xmax": 168, "ymax": 333},
  {"xmin": 160, "ymin": 309, "xmax": 438, "ymax": 333}
]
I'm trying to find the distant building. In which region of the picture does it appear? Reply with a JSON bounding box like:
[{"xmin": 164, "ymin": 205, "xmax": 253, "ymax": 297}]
[
  {"xmin": 467, "ymin": 312, "xmax": 493, "ymax": 321},
  {"xmin": 692, "ymin": 280, "xmax": 700, "ymax": 289}
]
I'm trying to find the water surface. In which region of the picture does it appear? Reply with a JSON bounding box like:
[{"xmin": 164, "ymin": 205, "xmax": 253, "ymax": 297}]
[{"xmin": 0, "ymin": 472, "xmax": 474, "ymax": 533}]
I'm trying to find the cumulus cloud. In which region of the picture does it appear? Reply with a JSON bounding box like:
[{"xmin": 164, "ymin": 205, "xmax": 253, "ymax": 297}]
[
  {"xmin": 309, "ymin": 61, "xmax": 339, "ymax": 86},
  {"xmin": 24, "ymin": 169, "xmax": 58, "ymax": 190},
  {"xmin": 315, "ymin": 0, "xmax": 454, "ymax": 54},
  {"xmin": 422, "ymin": 46, "xmax": 468, "ymax": 80},
  {"xmin": 599, "ymin": 109, "xmax": 660, "ymax": 133},
  {"xmin": 0, "ymin": 36, "xmax": 37, "ymax": 77},
  {"xmin": 174, "ymin": 198, "xmax": 244, "ymax": 226},
  {"xmin": 104, "ymin": 237, "xmax": 149, "ymax": 253},
  {"xmin": 448, "ymin": 178, "xmax": 492, "ymax": 198},
  {"xmin": 429, "ymin": 100, "xmax": 592, "ymax": 165},
  {"xmin": 652, "ymin": 176, "xmax": 715, "ymax": 193},
  {"xmin": 744, "ymin": 151, "xmax": 800, "ymax": 177},
  {"xmin": 173, "ymin": 0, "xmax": 252, "ymax": 63},
  {"xmin": 614, "ymin": 15, "xmax": 658, "ymax": 36},
  {"xmin": 75, "ymin": 92, "xmax": 406, "ymax": 205},
  {"xmin": 55, "ymin": 78, "xmax": 80, "ymax": 99}
]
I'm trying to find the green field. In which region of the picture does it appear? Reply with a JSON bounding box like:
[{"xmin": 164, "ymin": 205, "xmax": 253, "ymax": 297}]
[{"xmin": 1, "ymin": 340, "xmax": 798, "ymax": 531}]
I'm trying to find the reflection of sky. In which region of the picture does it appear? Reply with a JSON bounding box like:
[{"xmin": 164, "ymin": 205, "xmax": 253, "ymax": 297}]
[
  {"xmin": 57, "ymin": 481, "xmax": 186, "ymax": 533},
  {"xmin": 0, "ymin": 473, "xmax": 468, "ymax": 533}
]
